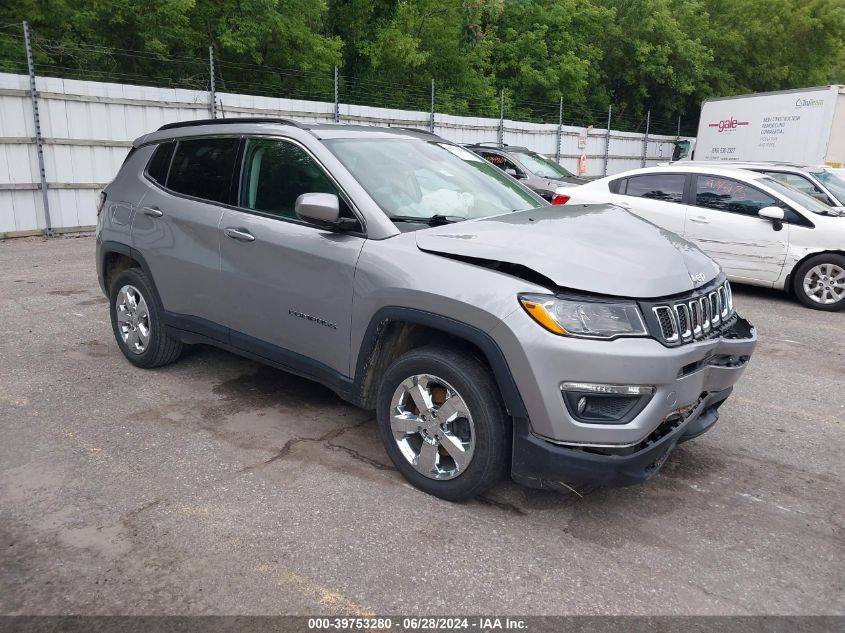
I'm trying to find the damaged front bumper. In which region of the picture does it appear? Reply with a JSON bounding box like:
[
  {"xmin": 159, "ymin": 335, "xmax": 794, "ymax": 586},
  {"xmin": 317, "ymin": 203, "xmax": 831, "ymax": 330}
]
[{"xmin": 500, "ymin": 315, "xmax": 757, "ymax": 489}]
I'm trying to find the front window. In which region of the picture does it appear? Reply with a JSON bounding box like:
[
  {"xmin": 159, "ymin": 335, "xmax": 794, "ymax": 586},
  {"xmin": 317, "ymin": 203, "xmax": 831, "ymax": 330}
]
[
  {"xmin": 479, "ymin": 151, "xmax": 521, "ymax": 174},
  {"xmin": 240, "ymin": 138, "xmax": 339, "ymax": 220},
  {"xmin": 324, "ymin": 139, "xmax": 543, "ymax": 221},
  {"xmin": 694, "ymin": 176, "xmax": 776, "ymax": 216},
  {"xmin": 811, "ymin": 170, "xmax": 845, "ymax": 204},
  {"xmin": 510, "ymin": 149, "xmax": 575, "ymax": 179}
]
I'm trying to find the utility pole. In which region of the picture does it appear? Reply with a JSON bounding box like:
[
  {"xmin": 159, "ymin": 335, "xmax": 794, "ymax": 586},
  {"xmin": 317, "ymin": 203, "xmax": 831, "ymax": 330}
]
[
  {"xmin": 23, "ymin": 21, "xmax": 52, "ymax": 236},
  {"xmin": 603, "ymin": 105, "xmax": 612, "ymax": 176},
  {"xmin": 497, "ymin": 89, "xmax": 504, "ymax": 148},
  {"xmin": 208, "ymin": 46, "xmax": 216, "ymax": 119}
]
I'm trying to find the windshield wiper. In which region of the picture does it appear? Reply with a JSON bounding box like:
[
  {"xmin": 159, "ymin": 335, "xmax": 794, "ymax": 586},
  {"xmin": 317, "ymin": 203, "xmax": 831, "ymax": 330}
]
[{"xmin": 389, "ymin": 214, "xmax": 465, "ymax": 226}]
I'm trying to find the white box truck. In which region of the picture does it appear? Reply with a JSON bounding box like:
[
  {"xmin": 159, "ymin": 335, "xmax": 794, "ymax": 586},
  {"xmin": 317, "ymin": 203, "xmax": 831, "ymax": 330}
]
[{"xmin": 678, "ymin": 85, "xmax": 845, "ymax": 167}]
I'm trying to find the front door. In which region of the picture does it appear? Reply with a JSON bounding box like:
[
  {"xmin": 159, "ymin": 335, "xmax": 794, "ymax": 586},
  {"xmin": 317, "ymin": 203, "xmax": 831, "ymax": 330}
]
[
  {"xmin": 684, "ymin": 175, "xmax": 789, "ymax": 284},
  {"xmin": 217, "ymin": 137, "xmax": 365, "ymax": 378}
]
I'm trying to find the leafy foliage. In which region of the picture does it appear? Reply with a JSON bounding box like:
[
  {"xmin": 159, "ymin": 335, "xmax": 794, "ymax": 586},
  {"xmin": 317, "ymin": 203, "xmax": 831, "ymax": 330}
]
[{"xmin": 1, "ymin": 0, "xmax": 843, "ymax": 130}]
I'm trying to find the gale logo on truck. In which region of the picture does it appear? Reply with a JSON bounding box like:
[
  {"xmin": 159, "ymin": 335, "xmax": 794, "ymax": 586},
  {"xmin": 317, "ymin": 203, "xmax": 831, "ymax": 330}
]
[{"xmin": 708, "ymin": 117, "xmax": 750, "ymax": 133}]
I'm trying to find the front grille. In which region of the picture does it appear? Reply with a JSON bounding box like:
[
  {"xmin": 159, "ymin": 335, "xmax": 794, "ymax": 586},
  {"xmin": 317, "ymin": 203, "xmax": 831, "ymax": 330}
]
[{"xmin": 647, "ymin": 280, "xmax": 734, "ymax": 346}]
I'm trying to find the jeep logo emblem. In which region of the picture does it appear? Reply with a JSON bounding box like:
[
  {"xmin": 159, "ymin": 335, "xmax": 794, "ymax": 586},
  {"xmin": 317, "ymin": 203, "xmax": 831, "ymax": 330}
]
[{"xmin": 691, "ymin": 273, "xmax": 707, "ymax": 283}]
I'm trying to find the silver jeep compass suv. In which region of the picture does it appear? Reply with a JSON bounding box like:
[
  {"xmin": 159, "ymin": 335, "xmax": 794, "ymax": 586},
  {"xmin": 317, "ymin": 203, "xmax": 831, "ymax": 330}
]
[{"xmin": 96, "ymin": 119, "xmax": 757, "ymax": 500}]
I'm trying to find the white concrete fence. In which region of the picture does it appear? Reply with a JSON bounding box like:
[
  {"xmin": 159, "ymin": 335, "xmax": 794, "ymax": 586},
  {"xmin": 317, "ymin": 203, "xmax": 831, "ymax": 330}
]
[{"xmin": 0, "ymin": 71, "xmax": 692, "ymax": 237}]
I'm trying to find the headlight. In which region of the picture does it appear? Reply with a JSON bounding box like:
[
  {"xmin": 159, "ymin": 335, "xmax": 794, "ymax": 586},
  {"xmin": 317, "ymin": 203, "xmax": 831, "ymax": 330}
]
[{"xmin": 518, "ymin": 294, "xmax": 648, "ymax": 339}]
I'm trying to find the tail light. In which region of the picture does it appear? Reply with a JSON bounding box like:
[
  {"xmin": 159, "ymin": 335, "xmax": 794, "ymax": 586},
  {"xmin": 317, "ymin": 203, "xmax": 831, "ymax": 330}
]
[
  {"xmin": 551, "ymin": 194, "xmax": 570, "ymax": 205},
  {"xmin": 97, "ymin": 191, "xmax": 107, "ymax": 216}
]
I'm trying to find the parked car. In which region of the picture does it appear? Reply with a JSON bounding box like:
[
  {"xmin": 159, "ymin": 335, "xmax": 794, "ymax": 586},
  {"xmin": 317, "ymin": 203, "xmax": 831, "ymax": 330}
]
[
  {"xmin": 465, "ymin": 142, "xmax": 588, "ymax": 203},
  {"xmin": 674, "ymin": 161, "xmax": 845, "ymax": 210},
  {"xmin": 557, "ymin": 165, "xmax": 845, "ymax": 310},
  {"xmin": 97, "ymin": 120, "xmax": 756, "ymax": 500}
]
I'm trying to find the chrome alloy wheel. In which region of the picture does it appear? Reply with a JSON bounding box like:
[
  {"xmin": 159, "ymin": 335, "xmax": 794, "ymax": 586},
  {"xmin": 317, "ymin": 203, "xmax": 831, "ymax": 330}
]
[
  {"xmin": 115, "ymin": 285, "xmax": 151, "ymax": 354},
  {"xmin": 389, "ymin": 374, "xmax": 476, "ymax": 480},
  {"xmin": 803, "ymin": 263, "xmax": 845, "ymax": 305}
]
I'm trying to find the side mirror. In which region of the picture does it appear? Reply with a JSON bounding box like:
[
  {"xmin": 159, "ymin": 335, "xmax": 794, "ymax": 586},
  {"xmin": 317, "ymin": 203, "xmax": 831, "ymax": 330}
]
[
  {"xmin": 758, "ymin": 205, "xmax": 784, "ymax": 231},
  {"xmin": 295, "ymin": 192, "xmax": 340, "ymax": 224},
  {"xmin": 505, "ymin": 168, "xmax": 526, "ymax": 179},
  {"xmin": 811, "ymin": 192, "xmax": 832, "ymax": 204},
  {"xmin": 758, "ymin": 206, "xmax": 785, "ymax": 221}
]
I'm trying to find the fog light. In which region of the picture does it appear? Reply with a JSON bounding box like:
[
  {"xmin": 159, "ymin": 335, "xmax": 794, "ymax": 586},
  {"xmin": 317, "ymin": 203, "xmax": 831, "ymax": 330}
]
[
  {"xmin": 577, "ymin": 396, "xmax": 587, "ymax": 415},
  {"xmin": 561, "ymin": 382, "xmax": 654, "ymax": 424}
]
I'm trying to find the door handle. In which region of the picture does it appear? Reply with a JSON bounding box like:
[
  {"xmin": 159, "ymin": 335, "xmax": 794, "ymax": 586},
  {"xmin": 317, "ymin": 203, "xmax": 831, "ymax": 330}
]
[
  {"xmin": 224, "ymin": 227, "xmax": 256, "ymax": 242},
  {"xmin": 689, "ymin": 216, "xmax": 711, "ymax": 224},
  {"xmin": 142, "ymin": 206, "xmax": 163, "ymax": 218}
]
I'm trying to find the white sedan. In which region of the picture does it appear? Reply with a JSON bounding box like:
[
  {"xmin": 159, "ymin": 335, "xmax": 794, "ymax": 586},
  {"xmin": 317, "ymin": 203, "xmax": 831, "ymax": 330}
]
[{"xmin": 557, "ymin": 165, "xmax": 845, "ymax": 311}]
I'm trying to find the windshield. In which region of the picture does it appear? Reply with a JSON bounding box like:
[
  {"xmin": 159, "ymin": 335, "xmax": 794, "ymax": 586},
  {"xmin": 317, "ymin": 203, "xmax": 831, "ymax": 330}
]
[
  {"xmin": 510, "ymin": 150, "xmax": 575, "ymax": 179},
  {"xmin": 811, "ymin": 170, "xmax": 845, "ymax": 204},
  {"xmin": 324, "ymin": 139, "xmax": 543, "ymax": 221},
  {"xmin": 760, "ymin": 177, "xmax": 840, "ymax": 215}
]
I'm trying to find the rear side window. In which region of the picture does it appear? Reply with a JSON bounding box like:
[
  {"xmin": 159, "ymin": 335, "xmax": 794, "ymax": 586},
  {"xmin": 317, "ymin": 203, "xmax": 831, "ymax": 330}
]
[
  {"xmin": 167, "ymin": 138, "xmax": 240, "ymax": 203},
  {"xmin": 694, "ymin": 176, "xmax": 777, "ymax": 217},
  {"xmin": 622, "ymin": 174, "xmax": 686, "ymax": 203},
  {"xmin": 239, "ymin": 138, "xmax": 339, "ymax": 220},
  {"xmin": 145, "ymin": 142, "xmax": 175, "ymax": 185}
]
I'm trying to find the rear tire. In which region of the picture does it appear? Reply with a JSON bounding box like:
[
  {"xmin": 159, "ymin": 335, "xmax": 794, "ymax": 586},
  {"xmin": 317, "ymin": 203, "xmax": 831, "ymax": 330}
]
[
  {"xmin": 376, "ymin": 345, "xmax": 510, "ymax": 501},
  {"xmin": 792, "ymin": 254, "xmax": 845, "ymax": 311},
  {"xmin": 109, "ymin": 268, "xmax": 183, "ymax": 368}
]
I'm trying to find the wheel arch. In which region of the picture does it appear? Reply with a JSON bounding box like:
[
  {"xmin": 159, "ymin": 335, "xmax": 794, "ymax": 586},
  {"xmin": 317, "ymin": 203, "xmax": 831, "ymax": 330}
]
[
  {"xmin": 784, "ymin": 249, "xmax": 845, "ymax": 295},
  {"xmin": 100, "ymin": 241, "xmax": 163, "ymax": 304},
  {"xmin": 352, "ymin": 307, "xmax": 528, "ymax": 419}
]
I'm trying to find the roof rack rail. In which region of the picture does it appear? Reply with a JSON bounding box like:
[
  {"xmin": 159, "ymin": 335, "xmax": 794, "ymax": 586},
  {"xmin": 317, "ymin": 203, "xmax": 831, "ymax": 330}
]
[
  {"xmin": 392, "ymin": 126, "xmax": 440, "ymax": 136},
  {"xmin": 473, "ymin": 141, "xmax": 508, "ymax": 148},
  {"xmin": 158, "ymin": 117, "xmax": 305, "ymax": 131}
]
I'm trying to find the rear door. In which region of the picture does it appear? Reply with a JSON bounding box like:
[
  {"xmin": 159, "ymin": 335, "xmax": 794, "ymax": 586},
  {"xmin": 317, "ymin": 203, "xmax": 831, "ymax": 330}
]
[
  {"xmin": 132, "ymin": 137, "xmax": 239, "ymax": 334},
  {"xmin": 610, "ymin": 173, "xmax": 688, "ymax": 235},
  {"xmin": 217, "ymin": 137, "xmax": 365, "ymax": 377},
  {"xmin": 684, "ymin": 174, "xmax": 789, "ymax": 283}
]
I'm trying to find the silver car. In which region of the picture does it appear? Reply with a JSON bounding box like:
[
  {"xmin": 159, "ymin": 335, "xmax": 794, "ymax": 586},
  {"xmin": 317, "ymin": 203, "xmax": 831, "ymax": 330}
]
[
  {"xmin": 96, "ymin": 119, "xmax": 757, "ymax": 500},
  {"xmin": 679, "ymin": 161, "xmax": 845, "ymax": 210}
]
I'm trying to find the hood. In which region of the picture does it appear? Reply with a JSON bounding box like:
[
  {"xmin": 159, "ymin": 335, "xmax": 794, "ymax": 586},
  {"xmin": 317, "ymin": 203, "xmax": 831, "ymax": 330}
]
[{"xmin": 415, "ymin": 204, "xmax": 721, "ymax": 298}]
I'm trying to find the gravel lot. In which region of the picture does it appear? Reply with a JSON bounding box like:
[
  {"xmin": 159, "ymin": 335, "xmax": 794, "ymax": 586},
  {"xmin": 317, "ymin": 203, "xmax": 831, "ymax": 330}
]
[{"xmin": 0, "ymin": 234, "xmax": 843, "ymax": 616}]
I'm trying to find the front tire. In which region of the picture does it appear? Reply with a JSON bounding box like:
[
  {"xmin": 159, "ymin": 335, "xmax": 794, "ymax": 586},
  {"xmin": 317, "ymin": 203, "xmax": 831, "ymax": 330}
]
[
  {"xmin": 376, "ymin": 345, "xmax": 510, "ymax": 501},
  {"xmin": 109, "ymin": 268, "xmax": 183, "ymax": 368},
  {"xmin": 792, "ymin": 254, "xmax": 845, "ymax": 311}
]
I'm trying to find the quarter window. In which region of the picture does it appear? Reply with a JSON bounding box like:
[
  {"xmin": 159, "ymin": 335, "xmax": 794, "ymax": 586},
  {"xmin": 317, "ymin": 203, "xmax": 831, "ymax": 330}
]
[
  {"xmin": 239, "ymin": 139, "xmax": 340, "ymax": 220},
  {"xmin": 695, "ymin": 176, "xmax": 778, "ymax": 217},
  {"xmin": 145, "ymin": 142, "xmax": 175, "ymax": 185},
  {"xmin": 622, "ymin": 174, "xmax": 686, "ymax": 204},
  {"xmin": 167, "ymin": 138, "xmax": 239, "ymax": 204}
]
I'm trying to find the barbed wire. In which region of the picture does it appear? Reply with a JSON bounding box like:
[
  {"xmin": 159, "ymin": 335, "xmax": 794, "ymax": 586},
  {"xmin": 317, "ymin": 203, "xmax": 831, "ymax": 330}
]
[{"xmin": 0, "ymin": 29, "xmax": 692, "ymax": 136}]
